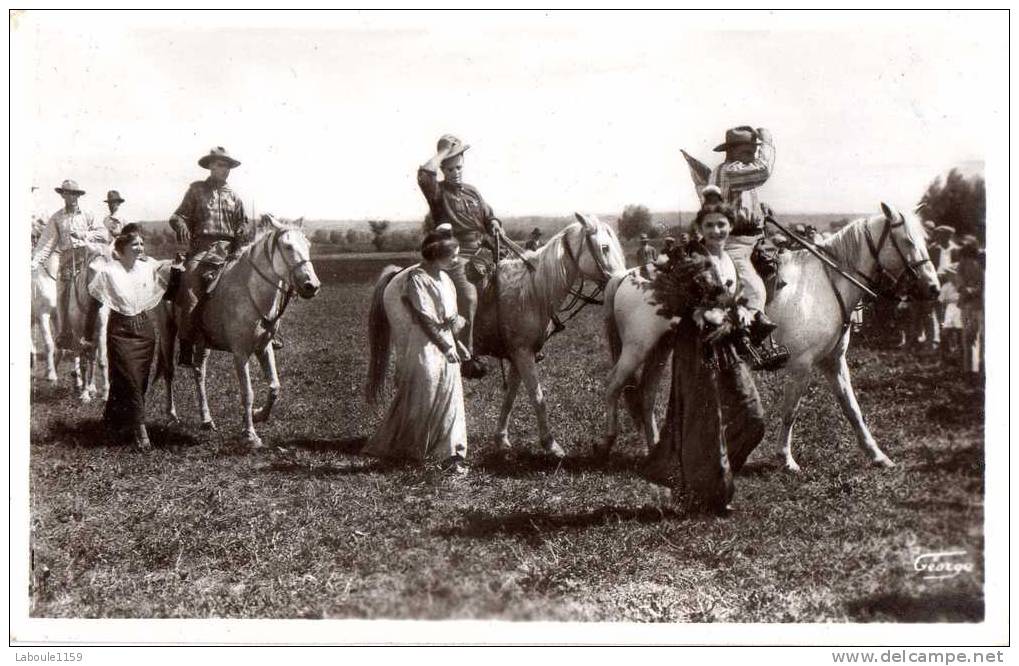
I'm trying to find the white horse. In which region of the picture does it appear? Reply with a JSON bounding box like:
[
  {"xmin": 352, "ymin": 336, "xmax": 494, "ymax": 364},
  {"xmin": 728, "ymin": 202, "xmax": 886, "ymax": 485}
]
[
  {"xmin": 31, "ymin": 254, "xmax": 59, "ymax": 383},
  {"xmin": 31, "ymin": 250, "xmax": 110, "ymax": 402},
  {"xmin": 160, "ymin": 217, "xmax": 321, "ymax": 447},
  {"xmin": 602, "ymin": 203, "xmax": 940, "ymax": 471},
  {"xmin": 368, "ymin": 213, "xmax": 627, "ymax": 457}
]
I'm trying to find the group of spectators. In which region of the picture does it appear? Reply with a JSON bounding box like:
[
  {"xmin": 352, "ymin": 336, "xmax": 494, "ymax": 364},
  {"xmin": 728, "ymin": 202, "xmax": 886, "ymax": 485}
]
[{"xmin": 889, "ymin": 223, "xmax": 985, "ymax": 373}]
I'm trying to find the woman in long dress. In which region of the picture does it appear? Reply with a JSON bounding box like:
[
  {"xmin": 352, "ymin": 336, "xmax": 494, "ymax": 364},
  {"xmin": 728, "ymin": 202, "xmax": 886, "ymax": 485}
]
[
  {"xmin": 642, "ymin": 195, "xmax": 766, "ymax": 513},
  {"xmin": 364, "ymin": 224, "xmax": 470, "ymax": 473},
  {"xmin": 84, "ymin": 226, "xmax": 172, "ymax": 449}
]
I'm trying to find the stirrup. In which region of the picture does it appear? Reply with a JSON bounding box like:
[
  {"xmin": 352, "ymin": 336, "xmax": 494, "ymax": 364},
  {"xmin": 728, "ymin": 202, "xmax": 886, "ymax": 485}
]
[{"xmin": 749, "ymin": 335, "xmax": 790, "ymax": 372}]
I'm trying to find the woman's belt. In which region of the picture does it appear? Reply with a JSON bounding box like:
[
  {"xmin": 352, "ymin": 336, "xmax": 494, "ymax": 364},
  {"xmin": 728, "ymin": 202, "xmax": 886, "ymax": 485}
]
[{"xmin": 110, "ymin": 309, "xmax": 153, "ymax": 330}]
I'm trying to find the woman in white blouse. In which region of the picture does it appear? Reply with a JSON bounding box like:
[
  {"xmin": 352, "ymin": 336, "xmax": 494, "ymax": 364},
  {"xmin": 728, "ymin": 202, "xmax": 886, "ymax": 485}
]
[{"xmin": 85, "ymin": 226, "xmax": 172, "ymax": 449}]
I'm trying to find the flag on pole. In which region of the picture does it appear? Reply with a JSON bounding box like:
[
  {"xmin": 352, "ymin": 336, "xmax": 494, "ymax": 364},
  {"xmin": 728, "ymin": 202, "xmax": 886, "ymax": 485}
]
[{"xmin": 680, "ymin": 149, "xmax": 712, "ymax": 202}]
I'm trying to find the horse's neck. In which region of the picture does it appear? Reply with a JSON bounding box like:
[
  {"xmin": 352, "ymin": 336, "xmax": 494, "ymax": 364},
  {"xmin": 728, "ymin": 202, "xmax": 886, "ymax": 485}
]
[
  {"xmin": 531, "ymin": 235, "xmax": 580, "ymax": 313},
  {"xmin": 816, "ymin": 222, "xmax": 879, "ymax": 311},
  {"xmin": 226, "ymin": 240, "xmax": 285, "ymax": 316}
]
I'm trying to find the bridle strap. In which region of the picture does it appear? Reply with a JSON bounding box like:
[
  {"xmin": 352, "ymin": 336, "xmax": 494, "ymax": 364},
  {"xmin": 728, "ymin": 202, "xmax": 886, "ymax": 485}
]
[{"xmin": 245, "ymin": 228, "xmax": 306, "ymax": 329}]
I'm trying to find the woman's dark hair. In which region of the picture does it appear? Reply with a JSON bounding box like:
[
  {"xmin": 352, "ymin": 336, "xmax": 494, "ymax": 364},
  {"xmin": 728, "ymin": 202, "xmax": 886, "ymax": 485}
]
[
  {"xmin": 421, "ymin": 229, "xmax": 459, "ymax": 261},
  {"xmin": 694, "ymin": 203, "xmax": 736, "ymax": 228},
  {"xmin": 114, "ymin": 228, "xmax": 144, "ymax": 254}
]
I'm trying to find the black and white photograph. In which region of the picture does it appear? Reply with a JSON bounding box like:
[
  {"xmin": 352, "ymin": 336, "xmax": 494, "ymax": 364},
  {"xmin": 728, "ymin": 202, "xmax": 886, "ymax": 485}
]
[{"xmin": 9, "ymin": 9, "xmax": 1009, "ymax": 652}]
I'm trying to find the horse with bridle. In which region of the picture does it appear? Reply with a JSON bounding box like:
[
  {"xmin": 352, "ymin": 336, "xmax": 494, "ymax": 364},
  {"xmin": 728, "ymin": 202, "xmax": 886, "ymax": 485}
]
[
  {"xmin": 154, "ymin": 215, "xmax": 321, "ymax": 447},
  {"xmin": 602, "ymin": 202, "xmax": 940, "ymax": 471},
  {"xmin": 368, "ymin": 213, "xmax": 627, "ymax": 457}
]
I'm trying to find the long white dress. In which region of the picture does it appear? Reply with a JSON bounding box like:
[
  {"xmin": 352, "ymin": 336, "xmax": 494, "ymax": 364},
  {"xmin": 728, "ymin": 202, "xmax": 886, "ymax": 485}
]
[{"xmin": 364, "ymin": 267, "xmax": 468, "ymax": 462}]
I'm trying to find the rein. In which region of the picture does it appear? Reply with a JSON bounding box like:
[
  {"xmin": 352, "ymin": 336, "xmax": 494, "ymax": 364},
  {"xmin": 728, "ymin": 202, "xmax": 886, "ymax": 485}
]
[
  {"xmin": 551, "ymin": 226, "xmax": 612, "ymax": 335},
  {"xmin": 245, "ymin": 228, "xmax": 309, "ymax": 331}
]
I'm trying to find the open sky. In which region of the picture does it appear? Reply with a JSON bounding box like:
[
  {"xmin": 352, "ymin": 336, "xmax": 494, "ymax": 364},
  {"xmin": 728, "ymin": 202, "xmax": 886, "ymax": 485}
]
[{"xmin": 12, "ymin": 10, "xmax": 1002, "ymax": 223}]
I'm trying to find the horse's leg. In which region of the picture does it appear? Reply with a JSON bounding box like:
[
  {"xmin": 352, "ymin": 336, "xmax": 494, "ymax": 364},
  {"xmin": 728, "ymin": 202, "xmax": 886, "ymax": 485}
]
[
  {"xmin": 599, "ymin": 349, "xmax": 643, "ymax": 457},
  {"xmin": 40, "ymin": 313, "xmax": 58, "ymax": 382},
  {"xmin": 513, "ymin": 350, "xmax": 565, "ymax": 458},
  {"xmin": 233, "ymin": 352, "xmax": 263, "ymax": 448},
  {"xmin": 193, "ymin": 348, "xmax": 215, "ymax": 430},
  {"xmin": 777, "ymin": 365, "xmax": 813, "ymax": 472},
  {"xmin": 639, "ymin": 345, "xmax": 670, "ymax": 456},
  {"xmin": 820, "ymin": 352, "xmax": 894, "ymax": 468},
  {"xmin": 494, "ymin": 363, "xmax": 521, "ymax": 452},
  {"xmin": 95, "ymin": 308, "xmax": 109, "ymax": 400},
  {"xmin": 252, "ymin": 345, "xmax": 280, "ymax": 424}
]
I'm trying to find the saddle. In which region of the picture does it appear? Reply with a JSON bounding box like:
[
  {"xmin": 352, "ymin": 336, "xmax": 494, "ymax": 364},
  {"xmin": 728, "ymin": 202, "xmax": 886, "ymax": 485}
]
[{"xmin": 189, "ymin": 241, "xmax": 235, "ymax": 295}]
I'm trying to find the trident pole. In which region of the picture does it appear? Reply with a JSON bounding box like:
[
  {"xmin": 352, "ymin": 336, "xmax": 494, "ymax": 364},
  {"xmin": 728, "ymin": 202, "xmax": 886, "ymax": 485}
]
[{"xmin": 760, "ymin": 204, "xmax": 880, "ymax": 300}]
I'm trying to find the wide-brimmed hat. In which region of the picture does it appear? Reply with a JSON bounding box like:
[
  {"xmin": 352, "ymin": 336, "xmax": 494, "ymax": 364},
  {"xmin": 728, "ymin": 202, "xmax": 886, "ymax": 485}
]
[
  {"xmin": 933, "ymin": 224, "xmax": 955, "ymax": 235},
  {"xmin": 104, "ymin": 189, "xmax": 125, "ymax": 204},
  {"xmin": 530, "ymin": 227, "xmax": 542, "ymax": 237},
  {"xmin": 437, "ymin": 134, "xmax": 470, "ymax": 163},
  {"xmin": 54, "ymin": 179, "xmax": 85, "ymax": 195},
  {"xmin": 639, "ymin": 233, "xmax": 650, "ymax": 241},
  {"xmin": 198, "ymin": 146, "xmax": 241, "ymax": 169},
  {"xmin": 700, "ymin": 184, "xmax": 723, "ymax": 202},
  {"xmin": 663, "ymin": 236, "xmax": 675, "ymax": 243},
  {"xmin": 713, "ymin": 126, "xmax": 761, "ymax": 152}
]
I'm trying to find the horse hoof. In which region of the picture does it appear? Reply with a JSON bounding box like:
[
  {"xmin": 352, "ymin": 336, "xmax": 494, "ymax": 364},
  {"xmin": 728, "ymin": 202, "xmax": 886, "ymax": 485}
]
[
  {"xmin": 543, "ymin": 439, "xmax": 566, "ymax": 459},
  {"xmin": 46, "ymin": 373, "xmax": 58, "ymax": 383},
  {"xmin": 784, "ymin": 460, "xmax": 802, "ymax": 473},
  {"xmin": 201, "ymin": 421, "xmax": 217, "ymax": 431},
  {"xmin": 247, "ymin": 434, "xmax": 265, "ymax": 449},
  {"xmin": 873, "ymin": 456, "xmax": 895, "ymax": 469},
  {"xmin": 494, "ymin": 435, "xmax": 512, "ymax": 452},
  {"xmin": 79, "ymin": 393, "xmax": 92, "ymax": 404}
]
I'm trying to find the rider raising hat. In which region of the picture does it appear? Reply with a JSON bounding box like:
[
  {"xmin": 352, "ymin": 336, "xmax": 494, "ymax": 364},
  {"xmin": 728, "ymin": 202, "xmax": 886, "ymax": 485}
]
[{"xmin": 417, "ymin": 134, "xmax": 503, "ymax": 379}]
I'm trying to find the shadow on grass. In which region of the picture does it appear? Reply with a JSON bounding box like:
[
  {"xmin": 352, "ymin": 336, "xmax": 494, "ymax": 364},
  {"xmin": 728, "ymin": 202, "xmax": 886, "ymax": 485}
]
[
  {"xmin": 437, "ymin": 504, "xmax": 684, "ymax": 541},
  {"xmin": 257, "ymin": 458, "xmax": 385, "ymax": 478},
  {"xmin": 44, "ymin": 418, "xmax": 200, "ymax": 450},
  {"xmin": 476, "ymin": 449, "xmax": 645, "ymax": 478},
  {"xmin": 283, "ymin": 436, "xmax": 367, "ymax": 455},
  {"xmin": 914, "ymin": 444, "xmax": 983, "ymax": 475},
  {"xmin": 846, "ymin": 590, "xmax": 983, "ymax": 622}
]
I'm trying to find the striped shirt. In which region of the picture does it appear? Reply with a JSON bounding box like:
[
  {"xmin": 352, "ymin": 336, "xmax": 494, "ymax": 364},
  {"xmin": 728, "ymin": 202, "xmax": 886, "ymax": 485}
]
[{"xmin": 708, "ymin": 139, "xmax": 775, "ymax": 233}]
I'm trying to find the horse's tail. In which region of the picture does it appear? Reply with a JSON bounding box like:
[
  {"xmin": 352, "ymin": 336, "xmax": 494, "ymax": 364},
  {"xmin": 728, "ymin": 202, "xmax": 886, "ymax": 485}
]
[
  {"xmin": 603, "ymin": 273, "xmax": 624, "ymax": 364},
  {"xmin": 366, "ymin": 265, "xmax": 401, "ymax": 404},
  {"xmin": 151, "ymin": 301, "xmax": 177, "ymax": 387}
]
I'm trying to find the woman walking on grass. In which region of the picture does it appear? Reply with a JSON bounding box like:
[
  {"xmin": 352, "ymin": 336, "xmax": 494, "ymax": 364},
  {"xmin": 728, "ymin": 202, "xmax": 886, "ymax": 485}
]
[
  {"xmin": 641, "ymin": 191, "xmax": 766, "ymax": 513},
  {"xmin": 84, "ymin": 225, "xmax": 173, "ymax": 449},
  {"xmin": 364, "ymin": 224, "xmax": 471, "ymax": 473}
]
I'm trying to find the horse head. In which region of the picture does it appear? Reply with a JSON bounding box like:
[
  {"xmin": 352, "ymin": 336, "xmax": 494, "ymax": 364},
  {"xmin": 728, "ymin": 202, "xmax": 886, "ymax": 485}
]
[
  {"xmin": 567, "ymin": 212, "xmax": 627, "ymax": 284},
  {"xmin": 263, "ymin": 214, "xmax": 321, "ymax": 299},
  {"xmin": 865, "ymin": 203, "xmax": 940, "ymax": 301}
]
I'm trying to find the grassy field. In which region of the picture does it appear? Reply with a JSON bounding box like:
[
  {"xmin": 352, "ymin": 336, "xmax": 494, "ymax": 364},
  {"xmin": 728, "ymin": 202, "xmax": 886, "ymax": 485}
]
[{"xmin": 28, "ymin": 255, "xmax": 985, "ymax": 621}]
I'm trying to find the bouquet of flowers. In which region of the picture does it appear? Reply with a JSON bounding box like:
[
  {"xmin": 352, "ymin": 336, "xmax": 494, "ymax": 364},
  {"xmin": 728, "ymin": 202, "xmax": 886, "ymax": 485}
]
[{"xmin": 650, "ymin": 247, "xmax": 757, "ymax": 370}]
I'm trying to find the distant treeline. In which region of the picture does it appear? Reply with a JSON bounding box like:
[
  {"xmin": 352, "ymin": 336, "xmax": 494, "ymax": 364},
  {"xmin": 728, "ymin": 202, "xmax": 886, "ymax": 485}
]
[{"xmin": 132, "ymin": 209, "xmax": 866, "ymax": 257}]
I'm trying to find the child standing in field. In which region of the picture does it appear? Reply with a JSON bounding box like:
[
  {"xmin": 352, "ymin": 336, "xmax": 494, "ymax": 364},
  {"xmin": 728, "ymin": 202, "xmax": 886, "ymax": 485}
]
[
  {"xmin": 938, "ymin": 269, "xmax": 962, "ymax": 358},
  {"xmin": 364, "ymin": 225, "xmax": 471, "ymax": 473}
]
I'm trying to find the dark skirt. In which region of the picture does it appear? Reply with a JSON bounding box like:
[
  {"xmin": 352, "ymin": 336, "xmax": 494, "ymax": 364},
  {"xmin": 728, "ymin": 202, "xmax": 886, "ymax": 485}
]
[
  {"xmin": 642, "ymin": 319, "xmax": 765, "ymax": 513},
  {"xmin": 104, "ymin": 310, "xmax": 156, "ymax": 430}
]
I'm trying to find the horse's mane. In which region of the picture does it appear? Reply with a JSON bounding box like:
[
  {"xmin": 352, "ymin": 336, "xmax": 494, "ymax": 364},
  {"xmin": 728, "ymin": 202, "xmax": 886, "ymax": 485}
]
[
  {"xmin": 234, "ymin": 217, "xmax": 304, "ymax": 259},
  {"xmin": 495, "ymin": 224, "xmax": 577, "ymax": 316},
  {"xmin": 815, "ymin": 207, "xmax": 927, "ymax": 266}
]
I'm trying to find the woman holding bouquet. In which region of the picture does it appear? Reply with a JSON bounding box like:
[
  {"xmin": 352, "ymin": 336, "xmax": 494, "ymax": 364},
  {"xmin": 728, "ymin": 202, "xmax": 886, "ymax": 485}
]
[{"xmin": 641, "ymin": 188, "xmax": 766, "ymax": 513}]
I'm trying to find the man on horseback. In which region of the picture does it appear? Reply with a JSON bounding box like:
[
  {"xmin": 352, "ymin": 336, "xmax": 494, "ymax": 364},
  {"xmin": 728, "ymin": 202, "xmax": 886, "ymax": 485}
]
[
  {"xmin": 683, "ymin": 126, "xmax": 781, "ymax": 360},
  {"xmin": 31, "ymin": 179, "xmax": 112, "ymax": 350},
  {"xmin": 102, "ymin": 190, "xmax": 128, "ymax": 236},
  {"xmin": 418, "ymin": 134, "xmax": 503, "ymax": 379},
  {"xmin": 169, "ymin": 146, "xmax": 249, "ymax": 367}
]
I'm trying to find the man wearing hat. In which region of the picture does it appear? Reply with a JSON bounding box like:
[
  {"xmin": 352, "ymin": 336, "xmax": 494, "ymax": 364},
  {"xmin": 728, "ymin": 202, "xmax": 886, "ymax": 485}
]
[
  {"xmin": 31, "ymin": 180, "xmax": 111, "ymax": 349},
  {"xmin": 687, "ymin": 127, "xmax": 778, "ymax": 341},
  {"xmin": 636, "ymin": 233, "xmax": 658, "ymax": 279},
  {"xmin": 525, "ymin": 227, "xmax": 543, "ymax": 251},
  {"xmin": 168, "ymin": 146, "xmax": 249, "ymax": 366},
  {"xmin": 417, "ymin": 134, "xmax": 504, "ymax": 378},
  {"xmin": 102, "ymin": 190, "xmax": 128, "ymax": 237}
]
